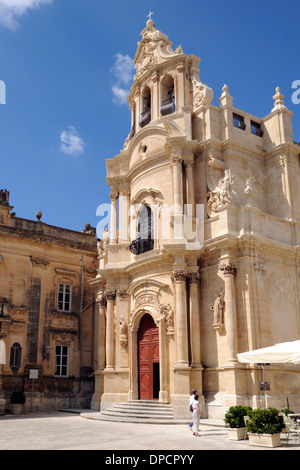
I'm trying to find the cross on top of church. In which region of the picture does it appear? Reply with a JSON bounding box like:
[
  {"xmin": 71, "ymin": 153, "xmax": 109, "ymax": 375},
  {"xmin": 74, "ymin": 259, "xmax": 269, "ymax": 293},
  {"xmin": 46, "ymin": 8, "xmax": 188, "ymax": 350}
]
[{"xmin": 147, "ymin": 11, "xmax": 154, "ymax": 21}]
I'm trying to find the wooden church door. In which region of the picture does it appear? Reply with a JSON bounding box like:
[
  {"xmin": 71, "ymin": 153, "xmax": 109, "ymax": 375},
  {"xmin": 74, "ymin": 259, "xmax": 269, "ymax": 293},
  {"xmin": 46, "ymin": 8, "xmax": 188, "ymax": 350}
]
[{"xmin": 138, "ymin": 314, "xmax": 160, "ymax": 400}]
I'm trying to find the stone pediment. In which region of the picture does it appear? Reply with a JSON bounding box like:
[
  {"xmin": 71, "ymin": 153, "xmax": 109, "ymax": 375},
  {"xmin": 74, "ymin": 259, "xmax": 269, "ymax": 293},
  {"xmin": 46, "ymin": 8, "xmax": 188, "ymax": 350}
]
[{"xmin": 134, "ymin": 20, "xmax": 184, "ymax": 79}]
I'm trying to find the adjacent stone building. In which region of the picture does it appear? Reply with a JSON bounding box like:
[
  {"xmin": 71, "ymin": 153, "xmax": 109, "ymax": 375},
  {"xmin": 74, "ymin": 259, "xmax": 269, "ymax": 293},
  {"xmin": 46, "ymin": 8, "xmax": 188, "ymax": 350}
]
[
  {"xmin": 91, "ymin": 20, "xmax": 300, "ymax": 419},
  {"xmin": 0, "ymin": 190, "xmax": 97, "ymax": 412}
]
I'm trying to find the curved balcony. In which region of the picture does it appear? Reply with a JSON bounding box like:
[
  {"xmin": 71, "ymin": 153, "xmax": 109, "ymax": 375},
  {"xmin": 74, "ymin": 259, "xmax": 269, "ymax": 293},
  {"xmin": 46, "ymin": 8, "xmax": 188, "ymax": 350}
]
[
  {"xmin": 161, "ymin": 97, "xmax": 175, "ymax": 116},
  {"xmin": 139, "ymin": 108, "xmax": 151, "ymax": 128},
  {"xmin": 129, "ymin": 237, "xmax": 154, "ymax": 255}
]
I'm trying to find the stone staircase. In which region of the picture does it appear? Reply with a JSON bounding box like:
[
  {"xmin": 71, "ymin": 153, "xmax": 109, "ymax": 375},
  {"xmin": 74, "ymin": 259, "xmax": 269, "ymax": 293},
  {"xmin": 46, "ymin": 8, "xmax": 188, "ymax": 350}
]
[{"xmin": 90, "ymin": 400, "xmax": 190, "ymax": 424}]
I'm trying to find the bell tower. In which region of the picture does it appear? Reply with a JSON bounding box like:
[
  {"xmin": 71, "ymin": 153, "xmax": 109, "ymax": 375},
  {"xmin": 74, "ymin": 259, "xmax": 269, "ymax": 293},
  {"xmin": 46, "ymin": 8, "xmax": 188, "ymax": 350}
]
[{"xmin": 126, "ymin": 18, "xmax": 213, "ymax": 142}]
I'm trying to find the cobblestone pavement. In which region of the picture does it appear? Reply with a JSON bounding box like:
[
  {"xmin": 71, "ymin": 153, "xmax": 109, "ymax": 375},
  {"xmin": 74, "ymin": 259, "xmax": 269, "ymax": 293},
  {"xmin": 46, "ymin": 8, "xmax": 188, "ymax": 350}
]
[{"xmin": 0, "ymin": 411, "xmax": 298, "ymax": 452}]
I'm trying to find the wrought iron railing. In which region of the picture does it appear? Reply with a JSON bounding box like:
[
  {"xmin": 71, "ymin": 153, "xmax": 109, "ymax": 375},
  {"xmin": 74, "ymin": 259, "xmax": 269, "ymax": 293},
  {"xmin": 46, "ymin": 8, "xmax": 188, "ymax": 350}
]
[
  {"xmin": 139, "ymin": 108, "xmax": 151, "ymax": 128},
  {"xmin": 129, "ymin": 237, "xmax": 154, "ymax": 255},
  {"xmin": 161, "ymin": 97, "xmax": 175, "ymax": 116}
]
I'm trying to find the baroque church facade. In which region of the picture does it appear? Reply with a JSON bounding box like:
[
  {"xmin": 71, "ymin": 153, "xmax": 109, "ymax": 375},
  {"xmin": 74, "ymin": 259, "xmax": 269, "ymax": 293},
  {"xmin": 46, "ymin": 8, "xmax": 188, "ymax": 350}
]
[
  {"xmin": 91, "ymin": 20, "xmax": 300, "ymax": 419},
  {"xmin": 1, "ymin": 20, "xmax": 300, "ymax": 420}
]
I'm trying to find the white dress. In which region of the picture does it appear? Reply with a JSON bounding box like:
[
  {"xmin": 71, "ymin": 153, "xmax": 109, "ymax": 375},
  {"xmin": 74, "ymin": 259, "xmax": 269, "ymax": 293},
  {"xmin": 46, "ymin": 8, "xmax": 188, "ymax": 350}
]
[
  {"xmin": 0, "ymin": 340, "xmax": 6, "ymax": 365},
  {"xmin": 192, "ymin": 399, "xmax": 200, "ymax": 433}
]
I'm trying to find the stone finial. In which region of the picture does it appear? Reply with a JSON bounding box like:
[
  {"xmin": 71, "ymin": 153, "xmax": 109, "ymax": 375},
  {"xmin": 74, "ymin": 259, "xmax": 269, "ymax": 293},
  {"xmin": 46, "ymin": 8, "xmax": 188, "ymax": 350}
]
[
  {"xmin": 222, "ymin": 84, "xmax": 229, "ymax": 95},
  {"xmin": 272, "ymin": 87, "xmax": 286, "ymax": 112},
  {"xmin": 219, "ymin": 84, "xmax": 233, "ymax": 107},
  {"xmin": 36, "ymin": 210, "xmax": 42, "ymax": 221}
]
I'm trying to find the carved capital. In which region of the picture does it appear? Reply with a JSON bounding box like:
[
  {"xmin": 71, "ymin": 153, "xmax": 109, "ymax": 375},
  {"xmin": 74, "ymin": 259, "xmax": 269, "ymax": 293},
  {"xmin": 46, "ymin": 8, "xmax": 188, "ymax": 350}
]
[
  {"xmin": 120, "ymin": 188, "xmax": 131, "ymax": 198},
  {"xmin": 105, "ymin": 290, "xmax": 116, "ymax": 301},
  {"xmin": 184, "ymin": 160, "xmax": 194, "ymax": 169},
  {"xmin": 117, "ymin": 290, "xmax": 129, "ymax": 299},
  {"xmin": 254, "ymin": 263, "xmax": 265, "ymax": 275},
  {"xmin": 219, "ymin": 261, "xmax": 236, "ymax": 277},
  {"xmin": 187, "ymin": 272, "xmax": 200, "ymax": 283},
  {"xmin": 110, "ymin": 191, "xmax": 119, "ymax": 201},
  {"xmin": 172, "ymin": 270, "xmax": 187, "ymax": 282}
]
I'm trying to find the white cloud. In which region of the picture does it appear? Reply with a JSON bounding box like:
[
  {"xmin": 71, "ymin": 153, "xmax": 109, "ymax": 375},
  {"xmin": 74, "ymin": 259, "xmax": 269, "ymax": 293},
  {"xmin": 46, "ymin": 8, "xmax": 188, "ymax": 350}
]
[
  {"xmin": 111, "ymin": 53, "xmax": 134, "ymax": 105},
  {"xmin": 60, "ymin": 126, "xmax": 85, "ymax": 157},
  {"xmin": 0, "ymin": 0, "xmax": 52, "ymax": 31}
]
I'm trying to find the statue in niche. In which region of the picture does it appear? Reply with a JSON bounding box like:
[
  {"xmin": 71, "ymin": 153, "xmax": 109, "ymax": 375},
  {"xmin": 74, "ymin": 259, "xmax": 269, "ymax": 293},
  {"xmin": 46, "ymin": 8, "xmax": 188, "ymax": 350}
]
[
  {"xmin": 210, "ymin": 290, "xmax": 224, "ymax": 329},
  {"xmin": 207, "ymin": 169, "xmax": 234, "ymax": 216},
  {"xmin": 119, "ymin": 315, "xmax": 128, "ymax": 347},
  {"xmin": 244, "ymin": 177, "xmax": 256, "ymax": 207}
]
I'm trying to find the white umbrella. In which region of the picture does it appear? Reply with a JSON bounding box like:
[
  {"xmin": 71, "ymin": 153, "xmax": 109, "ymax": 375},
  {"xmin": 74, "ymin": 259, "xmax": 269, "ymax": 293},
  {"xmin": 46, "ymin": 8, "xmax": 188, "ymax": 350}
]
[
  {"xmin": 0, "ymin": 340, "xmax": 5, "ymax": 365},
  {"xmin": 237, "ymin": 340, "xmax": 300, "ymax": 365}
]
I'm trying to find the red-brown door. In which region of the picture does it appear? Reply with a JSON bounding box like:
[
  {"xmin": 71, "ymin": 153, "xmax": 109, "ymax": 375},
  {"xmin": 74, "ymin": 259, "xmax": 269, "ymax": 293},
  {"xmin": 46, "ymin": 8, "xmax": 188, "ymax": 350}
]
[{"xmin": 138, "ymin": 314, "xmax": 159, "ymax": 400}]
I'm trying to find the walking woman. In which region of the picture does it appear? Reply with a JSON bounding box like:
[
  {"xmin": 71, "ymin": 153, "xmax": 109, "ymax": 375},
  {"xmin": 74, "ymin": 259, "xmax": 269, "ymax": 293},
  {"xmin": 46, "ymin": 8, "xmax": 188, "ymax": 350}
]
[{"xmin": 192, "ymin": 393, "xmax": 204, "ymax": 436}]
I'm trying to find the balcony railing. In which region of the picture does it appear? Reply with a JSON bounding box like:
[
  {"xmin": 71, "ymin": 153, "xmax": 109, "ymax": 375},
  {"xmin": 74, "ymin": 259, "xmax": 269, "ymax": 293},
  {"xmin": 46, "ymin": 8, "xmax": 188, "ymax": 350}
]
[
  {"xmin": 161, "ymin": 97, "xmax": 175, "ymax": 116},
  {"xmin": 129, "ymin": 237, "xmax": 154, "ymax": 255},
  {"xmin": 139, "ymin": 108, "xmax": 151, "ymax": 128}
]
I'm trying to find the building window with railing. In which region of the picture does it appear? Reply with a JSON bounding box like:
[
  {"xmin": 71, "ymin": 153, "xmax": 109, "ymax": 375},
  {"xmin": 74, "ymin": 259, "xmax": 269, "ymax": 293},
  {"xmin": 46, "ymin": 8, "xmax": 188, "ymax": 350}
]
[
  {"xmin": 129, "ymin": 204, "xmax": 154, "ymax": 255},
  {"xmin": 161, "ymin": 75, "xmax": 175, "ymax": 116},
  {"xmin": 57, "ymin": 283, "xmax": 72, "ymax": 312},
  {"xmin": 10, "ymin": 343, "xmax": 22, "ymax": 373},
  {"xmin": 140, "ymin": 86, "xmax": 151, "ymax": 128},
  {"xmin": 233, "ymin": 112, "xmax": 246, "ymax": 130},
  {"xmin": 55, "ymin": 345, "xmax": 69, "ymax": 377},
  {"xmin": 250, "ymin": 120, "xmax": 264, "ymax": 137}
]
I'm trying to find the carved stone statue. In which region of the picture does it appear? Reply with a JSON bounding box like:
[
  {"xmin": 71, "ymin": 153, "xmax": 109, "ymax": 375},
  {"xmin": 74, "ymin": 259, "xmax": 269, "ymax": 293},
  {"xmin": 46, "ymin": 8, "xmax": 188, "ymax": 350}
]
[
  {"xmin": 207, "ymin": 169, "xmax": 234, "ymax": 217},
  {"xmin": 119, "ymin": 315, "xmax": 128, "ymax": 347},
  {"xmin": 244, "ymin": 177, "xmax": 256, "ymax": 207},
  {"xmin": 97, "ymin": 228, "xmax": 110, "ymax": 255},
  {"xmin": 0, "ymin": 189, "xmax": 9, "ymax": 206},
  {"xmin": 210, "ymin": 290, "xmax": 224, "ymax": 328}
]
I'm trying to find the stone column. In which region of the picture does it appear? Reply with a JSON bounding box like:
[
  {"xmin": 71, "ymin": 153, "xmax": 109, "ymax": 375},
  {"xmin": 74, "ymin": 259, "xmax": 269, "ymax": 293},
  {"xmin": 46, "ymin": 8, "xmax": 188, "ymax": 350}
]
[
  {"xmin": 188, "ymin": 272, "xmax": 201, "ymax": 367},
  {"xmin": 91, "ymin": 295, "xmax": 106, "ymax": 410},
  {"xmin": 152, "ymin": 72, "xmax": 159, "ymax": 121},
  {"xmin": 184, "ymin": 160, "xmax": 195, "ymax": 217},
  {"xmin": 172, "ymin": 269, "xmax": 191, "ymax": 419},
  {"xmin": 110, "ymin": 191, "xmax": 118, "ymax": 244},
  {"xmin": 176, "ymin": 64, "xmax": 185, "ymax": 110},
  {"xmin": 96, "ymin": 296, "xmax": 106, "ymax": 371},
  {"xmin": 105, "ymin": 290, "xmax": 116, "ymax": 369},
  {"xmin": 170, "ymin": 147, "xmax": 184, "ymax": 240},
  {"xmin": 173, "ymin": 270, "xmax": 189, "ymax": 366},
  {"xmin": 171, "ymin": 148, "xmax": 183, "ymax": 213},
  {"xmin": 118, "ymin": 189, "xmax": 130, "ymax": 242},
  {"xmin": 219, "ymin": 261, "xmax": 238, "ymax": 363}
]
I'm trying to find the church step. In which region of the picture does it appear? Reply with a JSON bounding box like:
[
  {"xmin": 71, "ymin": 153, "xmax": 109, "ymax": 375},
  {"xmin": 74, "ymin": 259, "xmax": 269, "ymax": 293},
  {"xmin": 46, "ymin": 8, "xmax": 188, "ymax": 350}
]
[
  {"xmin": 114, "ymin": 402, "xmax": 173, "ymax": 411},
  {"xmin": 103, "ymin": 409, "xmax": 173, "ymax": 418},
  {"xmin": 99, "ymin": 400, "xmax": 178, "ymax": 423}
]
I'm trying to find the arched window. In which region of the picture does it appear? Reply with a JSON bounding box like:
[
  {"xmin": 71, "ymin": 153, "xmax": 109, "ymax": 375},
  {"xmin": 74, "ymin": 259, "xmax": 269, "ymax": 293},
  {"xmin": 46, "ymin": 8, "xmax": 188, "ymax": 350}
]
[
  {"xmin": 10, "ymin": 343, "xmax": 22, "ymax": 373},
  {"xmin": 129, "ymin": 204, "xmax": 154, "ymax": 255},
  {"xmin": 140, "ymin": 86, "xmax": 151, "ymax": 127},
  {"xmin": 160, "ymin": 75, "xmax": 175, "ymax": 116}
]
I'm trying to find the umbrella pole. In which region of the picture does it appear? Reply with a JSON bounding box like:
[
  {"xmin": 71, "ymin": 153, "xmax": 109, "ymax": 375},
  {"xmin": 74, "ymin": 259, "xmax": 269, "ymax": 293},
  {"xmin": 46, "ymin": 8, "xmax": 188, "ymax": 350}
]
[{"xmin": 262, "ymin": 365, "xmax": 266, "ymax": 409}]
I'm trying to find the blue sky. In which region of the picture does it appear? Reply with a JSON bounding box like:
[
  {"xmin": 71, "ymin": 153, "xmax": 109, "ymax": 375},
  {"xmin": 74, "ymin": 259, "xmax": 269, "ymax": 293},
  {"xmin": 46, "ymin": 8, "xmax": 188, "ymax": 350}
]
[{"xmin": 0, "ymin": 0, "xmax": 299, "ymax": 233}]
